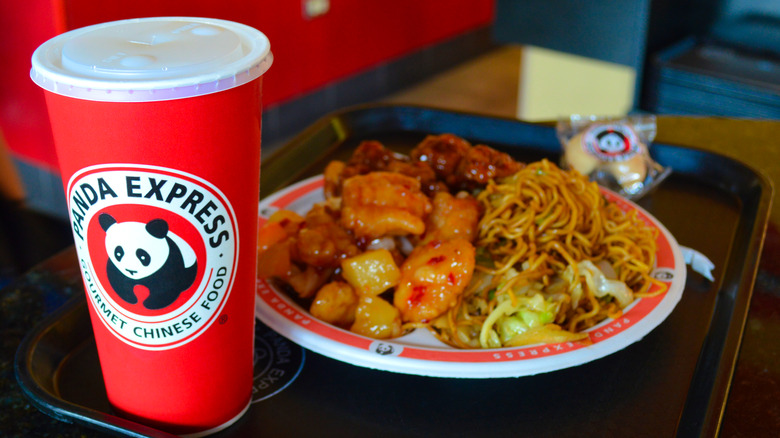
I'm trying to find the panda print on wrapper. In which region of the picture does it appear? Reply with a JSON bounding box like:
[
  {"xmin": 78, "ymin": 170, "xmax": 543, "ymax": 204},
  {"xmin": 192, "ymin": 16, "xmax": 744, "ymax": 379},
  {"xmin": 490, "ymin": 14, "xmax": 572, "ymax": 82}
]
[{"xmin": 99, "ymin": 213, "xmax": 198, "ymax": 310}]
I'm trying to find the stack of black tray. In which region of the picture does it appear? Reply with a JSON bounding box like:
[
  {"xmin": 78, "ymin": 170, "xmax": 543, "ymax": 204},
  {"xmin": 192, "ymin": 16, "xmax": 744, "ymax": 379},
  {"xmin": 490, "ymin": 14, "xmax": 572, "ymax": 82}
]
[{"xmin": 645, "ymin": 37, "xmax": 780, "ymax": 118}]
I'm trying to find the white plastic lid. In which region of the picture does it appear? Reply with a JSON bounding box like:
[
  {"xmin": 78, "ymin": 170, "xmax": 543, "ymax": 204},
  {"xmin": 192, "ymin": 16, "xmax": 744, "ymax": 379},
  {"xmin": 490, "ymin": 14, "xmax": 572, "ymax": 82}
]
[{"xmin": 31, "ymin": 17, "xmax": 273, "ymax": 102}]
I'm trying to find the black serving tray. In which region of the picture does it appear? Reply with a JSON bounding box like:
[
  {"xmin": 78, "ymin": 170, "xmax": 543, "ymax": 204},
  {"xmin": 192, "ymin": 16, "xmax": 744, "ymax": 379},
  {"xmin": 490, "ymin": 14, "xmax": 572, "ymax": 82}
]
[{"xmin": 16, "ymin": 105, "xmax": 772, "ymax": 437}]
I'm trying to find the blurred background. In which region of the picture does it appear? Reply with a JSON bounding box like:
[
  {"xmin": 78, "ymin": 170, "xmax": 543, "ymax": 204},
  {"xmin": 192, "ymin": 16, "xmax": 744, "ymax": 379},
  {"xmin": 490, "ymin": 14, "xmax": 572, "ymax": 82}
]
[{"xmin": 0, "ymin": 0, "xmax": 778, "ymax": 280}]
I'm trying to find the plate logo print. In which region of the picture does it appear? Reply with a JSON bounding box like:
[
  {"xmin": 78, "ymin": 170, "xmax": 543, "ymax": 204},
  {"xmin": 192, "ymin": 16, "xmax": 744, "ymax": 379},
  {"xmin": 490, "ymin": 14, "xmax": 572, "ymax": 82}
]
[{"xmin": 67, "ymin": 164, "xmax": 239, "ymax": 350}]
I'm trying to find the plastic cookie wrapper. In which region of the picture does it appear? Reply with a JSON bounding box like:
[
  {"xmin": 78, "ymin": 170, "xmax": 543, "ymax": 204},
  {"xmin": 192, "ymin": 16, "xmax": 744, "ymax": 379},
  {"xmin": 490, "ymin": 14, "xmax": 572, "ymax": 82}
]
[{"xmin": 557, "ymin": 114, "xmax": 671, "ymax": 200}]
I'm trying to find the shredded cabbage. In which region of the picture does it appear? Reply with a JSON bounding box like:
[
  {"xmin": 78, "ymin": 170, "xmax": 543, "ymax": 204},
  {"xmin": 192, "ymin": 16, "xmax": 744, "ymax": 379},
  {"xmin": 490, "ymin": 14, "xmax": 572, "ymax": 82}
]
[
  {"xmin": 479, "ymin": 292, "xmax": 560, "ymax": 348},
  {"xmin": 564, "ymin": 260, "xmax": 633, "ymax": 308},
  {"xmin": 477, "ymin": 260, "xmax": 633, "ymax": 348}
]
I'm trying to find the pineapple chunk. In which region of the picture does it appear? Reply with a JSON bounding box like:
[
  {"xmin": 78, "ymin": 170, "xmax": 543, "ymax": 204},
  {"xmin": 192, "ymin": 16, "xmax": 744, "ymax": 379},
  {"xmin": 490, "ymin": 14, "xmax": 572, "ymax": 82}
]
[
  {"xmin": 350, "ymin": 296, "xmax": 402, "ymax": 339},
  {"xmin": 340, "ymin": 249, "xmax": 400, "ymax": 296}
]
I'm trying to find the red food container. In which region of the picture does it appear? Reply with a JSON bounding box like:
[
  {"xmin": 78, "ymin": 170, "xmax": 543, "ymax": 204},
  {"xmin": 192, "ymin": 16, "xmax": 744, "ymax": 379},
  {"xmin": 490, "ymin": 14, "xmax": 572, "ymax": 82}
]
[{"xmin": 31, "ymin": 17, "xmax": 272, "ymax": 436}]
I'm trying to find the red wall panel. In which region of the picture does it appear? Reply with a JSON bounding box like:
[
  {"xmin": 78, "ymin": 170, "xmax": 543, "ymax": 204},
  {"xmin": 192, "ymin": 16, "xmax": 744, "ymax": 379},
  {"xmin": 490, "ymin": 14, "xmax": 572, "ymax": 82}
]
[
  {"xmin": 59, "ymin": 0, "xmax": 494, "ymax": 104},
  {"xmin": 0, "ymin": 0, "xmax": 61, "ymax": 170},
  {"xmin": 0, "ymin": 0, "xmax": 494, "ymax": 170}
]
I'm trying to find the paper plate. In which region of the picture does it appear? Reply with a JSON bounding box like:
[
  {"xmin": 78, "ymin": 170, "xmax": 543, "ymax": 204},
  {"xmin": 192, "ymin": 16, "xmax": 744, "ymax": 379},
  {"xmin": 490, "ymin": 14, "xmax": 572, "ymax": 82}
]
[{"xmin": 255, "ymin": 175, "xmax": 686, "ymax": 378}]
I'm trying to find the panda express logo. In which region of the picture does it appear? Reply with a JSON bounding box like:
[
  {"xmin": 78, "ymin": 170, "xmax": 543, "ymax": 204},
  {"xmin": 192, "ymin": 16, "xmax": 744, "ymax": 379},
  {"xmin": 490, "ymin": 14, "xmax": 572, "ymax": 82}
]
[
  {"xmin": 66, "ymin": 164, "xmax": 238, "ymax": 350},
  {"xmin": 582, "ymin": 123, "xmax": 641, "ymax": 162}
]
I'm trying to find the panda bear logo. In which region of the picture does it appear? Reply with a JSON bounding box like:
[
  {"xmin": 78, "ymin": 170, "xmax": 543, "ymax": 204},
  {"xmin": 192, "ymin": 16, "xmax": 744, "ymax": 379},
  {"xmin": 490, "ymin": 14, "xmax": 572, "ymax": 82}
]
[
  {"xmin": 99, "ymin": 213, "xmax": 198, "ymax": 310},
  {"xmin": 583, "ymin": 124, "xmax": 639, "ymax": 161},
  {"xmin": 595, "ymin": 129, "xmax": 630, "ymax": 155}
]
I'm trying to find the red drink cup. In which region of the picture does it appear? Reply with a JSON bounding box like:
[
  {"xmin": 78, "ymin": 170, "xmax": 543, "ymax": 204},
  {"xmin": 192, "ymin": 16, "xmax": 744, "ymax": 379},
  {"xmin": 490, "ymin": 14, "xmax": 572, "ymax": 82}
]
[{"xmin": 31, "ymin": 17, "xmax": 272, "ymax": 436}]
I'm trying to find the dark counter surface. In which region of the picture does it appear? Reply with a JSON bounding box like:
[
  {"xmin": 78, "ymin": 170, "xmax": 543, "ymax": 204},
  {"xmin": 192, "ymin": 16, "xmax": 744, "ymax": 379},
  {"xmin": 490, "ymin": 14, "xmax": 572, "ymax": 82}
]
[
  {"xmin": 2, "ymin": 115, "xmax": 779, "ymax": 437},
  {"xmin": 0, "ymin": 201, "xmax": 87, "ymax": 436}
]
